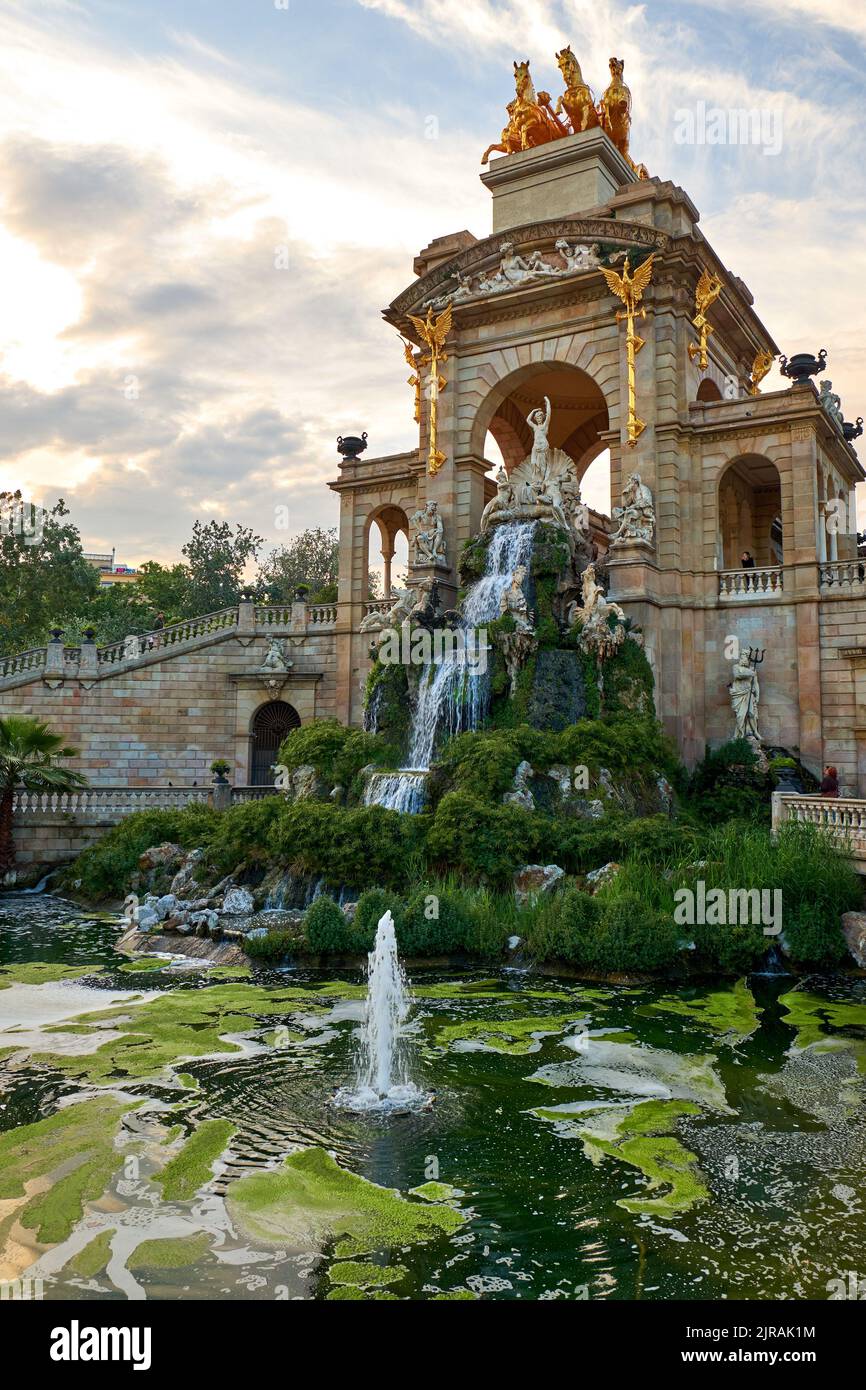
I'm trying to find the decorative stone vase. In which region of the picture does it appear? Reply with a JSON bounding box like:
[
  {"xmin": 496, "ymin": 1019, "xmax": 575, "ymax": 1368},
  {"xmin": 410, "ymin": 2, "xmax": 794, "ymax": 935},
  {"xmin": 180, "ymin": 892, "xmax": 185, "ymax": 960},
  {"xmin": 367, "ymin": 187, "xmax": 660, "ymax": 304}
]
[
  {"xmin": 779, "ymin": 349, "xmax": 827, "ymax": 386},
  {"xmin": 843, "ymin": 417, "xmax": 863, "ymax": 442}
]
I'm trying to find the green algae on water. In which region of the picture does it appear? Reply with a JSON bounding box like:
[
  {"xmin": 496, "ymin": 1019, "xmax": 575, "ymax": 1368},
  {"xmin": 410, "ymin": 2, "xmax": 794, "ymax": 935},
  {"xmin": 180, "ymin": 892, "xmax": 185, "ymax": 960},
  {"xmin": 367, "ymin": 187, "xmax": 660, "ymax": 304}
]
[
  {"xmin": 156, "ymin": 1118, "xmax": 237, "ymax": 1201},
  {"xmin": 431, "ymin": 1012, "xmax": 589, "ymax": 1054},
  {"xmin": 0, "ymin": 962, "xmax": 102, "ymax": 989},
  {"xmin": 68, "ymin": 1230, "xmax": 113, "ymax": 1278},
  {"xmin": 640, "ymin": 978, "xmax": 762, "ymax": 1040},
  {"xmin": 227, "ymin": 1146, "xmax": 466, "ymax": 1255},
  {"xmin": 0, "ymin": 1097, "xmax": 132, "ymax": 1244},
  {"xmin": 128, "ymin": 1233, "xmax": 211, "ymax": 1270},
  {"xmin": 117, "ymin": 957, "xmax": 171, "ymax": 974},
  {"xmin": 409, "ymin": 1181, "xmax": 463, "ymax": 1203},
  {"xmin": 779, "ymin": 990, "xmax": 866, "ymax": 1071},
  {"xmin": 327, "ymin": 1260, "xmax": 408, "ymax": 1288}
]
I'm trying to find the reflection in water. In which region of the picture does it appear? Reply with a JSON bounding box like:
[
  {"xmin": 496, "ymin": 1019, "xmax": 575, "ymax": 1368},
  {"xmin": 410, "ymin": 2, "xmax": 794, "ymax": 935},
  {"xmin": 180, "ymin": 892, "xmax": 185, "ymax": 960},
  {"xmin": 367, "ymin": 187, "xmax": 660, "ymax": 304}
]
[{"xmin": 1, "ymin": 893, "xmax": 865, "ymax": 1301}]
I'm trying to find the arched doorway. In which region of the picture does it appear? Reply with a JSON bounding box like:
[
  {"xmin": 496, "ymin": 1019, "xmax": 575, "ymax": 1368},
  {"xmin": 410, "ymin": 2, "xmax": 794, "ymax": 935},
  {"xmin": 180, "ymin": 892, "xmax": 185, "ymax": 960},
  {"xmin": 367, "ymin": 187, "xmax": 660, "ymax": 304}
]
[
  {"xmin": 249, "ymin": 700, "xmax": 301, "ymax": 785},
  {"xmin": 717, "ymin": 455, "xmax": 783, "ymax": 568}
]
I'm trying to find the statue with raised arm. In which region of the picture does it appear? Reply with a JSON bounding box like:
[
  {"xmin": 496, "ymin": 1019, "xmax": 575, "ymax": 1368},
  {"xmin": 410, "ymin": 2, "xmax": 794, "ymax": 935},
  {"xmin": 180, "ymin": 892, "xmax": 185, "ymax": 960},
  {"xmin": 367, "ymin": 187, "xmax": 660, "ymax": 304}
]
[
  {"xmin": 818, "ymin": 380, "xmax": 844, "ymax": 431},
  {"xmin": 527, "ymin": 396, "xmax": 552, "ymax": 480}
]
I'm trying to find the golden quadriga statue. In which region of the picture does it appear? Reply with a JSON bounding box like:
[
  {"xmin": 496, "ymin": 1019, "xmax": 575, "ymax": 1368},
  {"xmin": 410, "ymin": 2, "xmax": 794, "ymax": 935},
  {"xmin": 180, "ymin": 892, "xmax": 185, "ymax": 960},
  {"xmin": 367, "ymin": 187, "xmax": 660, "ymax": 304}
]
[{"xmin": 482, "ymin": 50, "xmax": 648, "ymax": 181}]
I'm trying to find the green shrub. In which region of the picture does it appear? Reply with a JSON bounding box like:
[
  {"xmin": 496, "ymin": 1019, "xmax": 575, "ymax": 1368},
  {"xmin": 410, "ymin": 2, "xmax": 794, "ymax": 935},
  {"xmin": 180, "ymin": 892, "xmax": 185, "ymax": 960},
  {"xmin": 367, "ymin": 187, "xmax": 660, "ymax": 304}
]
[
  {"xmin": 352, "ymin": 888, "xmax": 405, "ymax": 952},
  {"xmin": 688, "ymin": 739, "xmax": 770, "ymax": 824},
  {"xmin": 526, "ymin": 886, "xmax": 599, "ymax": 964},
  {"xmin": 304, "ymin": 895, "xmax": 352, "ymax": 954},
  {"xmin": 243, "ymin": 930, "xmax": 297, "ymax": 960},
  {"xmin": 67, "ymin": 805, "xmax": 220, "ymax": 900},
  {"xmin": 208, "ymin": 797, "xmax": 285, "ymax": 874},
  {"xmin": 267, "ymin": 801, "xmax": 428, "ymax": 890},
  {"xmin": 426, "ymin": 792, "xmax": 545, "ymax": 883},
  {"xmin": 276, "ymin": 719, "xmax": 394, "ymax": 789},
  {"xmin": 592, "ymin": 892, "xmax": 681, "ymax": 972},
  {"xmin": 399, "ymin": 886, "xmax": 469, "ymax": 956},
  {"xmin": 461, "ymin": 885, "xmax": 515, "ymax": 958}
]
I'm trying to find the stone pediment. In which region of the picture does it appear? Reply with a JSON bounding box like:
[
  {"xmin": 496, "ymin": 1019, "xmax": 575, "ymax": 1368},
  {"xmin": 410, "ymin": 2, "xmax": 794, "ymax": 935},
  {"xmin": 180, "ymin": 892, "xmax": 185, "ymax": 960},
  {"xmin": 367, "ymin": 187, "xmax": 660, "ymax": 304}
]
[{"xmin": 385, "ymin": 216, "xmax": 672, "ymax": 326}]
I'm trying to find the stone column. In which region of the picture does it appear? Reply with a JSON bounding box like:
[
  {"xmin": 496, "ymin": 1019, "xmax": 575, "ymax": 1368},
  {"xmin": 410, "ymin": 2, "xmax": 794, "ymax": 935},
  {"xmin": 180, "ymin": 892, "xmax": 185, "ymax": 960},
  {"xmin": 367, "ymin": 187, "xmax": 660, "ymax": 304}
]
[
  {"xmin": 78, "ymin": 633, "xmax": 98, "ymax": 677},
  {"xmin": 44, "ymin": 633, "xmax": 65, "ymax": 677},
  {"xmin": 237, "ymin": 598, "xmax": 256, "ymax": 636}
]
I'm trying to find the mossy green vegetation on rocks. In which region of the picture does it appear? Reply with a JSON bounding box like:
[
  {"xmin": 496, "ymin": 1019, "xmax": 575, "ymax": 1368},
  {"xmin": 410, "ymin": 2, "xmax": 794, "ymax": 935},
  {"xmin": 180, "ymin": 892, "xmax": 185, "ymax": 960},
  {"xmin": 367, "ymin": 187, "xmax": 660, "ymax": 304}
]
[
  {"xmin": 127, "ymin": 1233, "xmax": 211, "ymax": 1270},
  {"xmin": 0, "ymin": 1097, "xmax": 132, "ymax": 1244},
  {"xmin": 0, "ymin": 962, "xmax": 100, "ymax": 989},
  {"xmin": 226, "ymin": 1145, "xmax": 466, "ymax": 1255},
  {"xmin": 156, "ymin": 1118, "xmax": 237, "ymax": 1200}
]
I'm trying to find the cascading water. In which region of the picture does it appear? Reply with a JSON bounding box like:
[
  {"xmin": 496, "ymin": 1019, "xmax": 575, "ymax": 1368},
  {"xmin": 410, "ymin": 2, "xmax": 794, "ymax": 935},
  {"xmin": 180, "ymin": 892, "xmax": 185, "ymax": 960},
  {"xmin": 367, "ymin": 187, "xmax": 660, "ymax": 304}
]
[
  {"xmin": 365, "ymin": 521, "xmax": 536, "ymax": 812},
  {"xmin": 333, "ymin": 910, "xmax": 427, "ymax": 1113}
]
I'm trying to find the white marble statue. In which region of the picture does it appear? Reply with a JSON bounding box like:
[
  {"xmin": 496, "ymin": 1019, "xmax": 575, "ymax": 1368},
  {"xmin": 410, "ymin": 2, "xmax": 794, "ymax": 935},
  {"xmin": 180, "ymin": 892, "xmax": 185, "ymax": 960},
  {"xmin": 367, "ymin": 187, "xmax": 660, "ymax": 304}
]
[
  {"xmin": 554, "ymin": 238, "xmax": 599, "ymax": 272},
  {"xmin": 569, "ymin": 563, "xmax": 626, "ymax": 662},
  {"xmin": 412, "ymin": 499, "xmax": 447, "ymax": 566},
  {"xmin": 527, "ymin": 395, "xmax": 552, "ymax": 480},
  {"xmin": 260, "ymin": 638, "xmax": 292, "ymax": 672},
  {"xmin": 729, "ymin": 657, "xmax": 761, "ymax": 742},
  {"xmin": 499, "ymin": 564, "xmax": 533, "ymax": 632},
  {"xmin": 611, "ymin": 472, "xmax": 656, "ymax": 546},
  {"xmin": 424, "ymin": 270, "xmax": 475, "ymax": 312}
]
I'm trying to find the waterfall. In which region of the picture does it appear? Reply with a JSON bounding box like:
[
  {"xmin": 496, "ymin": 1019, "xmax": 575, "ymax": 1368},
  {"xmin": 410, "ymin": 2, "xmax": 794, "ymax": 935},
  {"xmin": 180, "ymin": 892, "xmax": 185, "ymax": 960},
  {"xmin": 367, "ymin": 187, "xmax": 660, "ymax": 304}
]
[
  {"xmin": 364, "ymin": 771, "xmax": 428, "ymax": 813},
  {"xmin": 364, "ymin": 520, "xmax": 536, "ymax": 812},
  {"xmin": 333, "ymin": 910, "xmax": 427, "ymax": 1112}
]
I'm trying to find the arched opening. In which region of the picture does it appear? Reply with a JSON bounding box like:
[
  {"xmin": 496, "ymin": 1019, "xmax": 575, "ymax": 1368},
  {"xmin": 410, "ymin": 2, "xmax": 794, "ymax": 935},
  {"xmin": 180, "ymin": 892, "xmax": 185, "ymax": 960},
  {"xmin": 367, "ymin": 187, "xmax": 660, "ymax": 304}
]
[
  {"xmin": 696, "ymin": 378, "xmax": 722, "ymax": 403},
  {"xmin": 718, "ymin": 455, "xmax": 783, "ymax": 569},
  {"xmin": 365, "ymin": 505, "xmax": 410, "ymax": 599},
  {"xmin": 477, "ymin": 360, "xmax": 612, "ymax": 551},
  {"xmin": 249, "ymin": 700, "xmax": 301, "ymax": 785}
]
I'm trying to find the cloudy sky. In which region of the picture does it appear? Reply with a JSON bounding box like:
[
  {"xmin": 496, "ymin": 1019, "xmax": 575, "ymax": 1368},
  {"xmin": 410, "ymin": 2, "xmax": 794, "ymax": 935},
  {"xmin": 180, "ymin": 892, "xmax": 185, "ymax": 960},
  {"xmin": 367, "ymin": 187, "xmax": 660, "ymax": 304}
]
[{"xmin": 0, "ymin": 0, "xmax": 863, "ymax": 566}]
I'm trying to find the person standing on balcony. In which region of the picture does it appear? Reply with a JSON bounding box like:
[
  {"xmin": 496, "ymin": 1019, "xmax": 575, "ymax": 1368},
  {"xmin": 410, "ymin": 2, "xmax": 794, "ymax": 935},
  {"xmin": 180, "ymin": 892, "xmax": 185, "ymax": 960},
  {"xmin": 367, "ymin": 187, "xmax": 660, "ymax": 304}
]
[
  {"xmin": 148, "ymin": 612, "xmax": 165, "ymax": 651},
  {"xmin": 819, "ymin": 765, "xmax": 839, "ymax": 797},
  {"xmin": 740, "ymin": 550, "xmax": 756, "ymax": 569}
]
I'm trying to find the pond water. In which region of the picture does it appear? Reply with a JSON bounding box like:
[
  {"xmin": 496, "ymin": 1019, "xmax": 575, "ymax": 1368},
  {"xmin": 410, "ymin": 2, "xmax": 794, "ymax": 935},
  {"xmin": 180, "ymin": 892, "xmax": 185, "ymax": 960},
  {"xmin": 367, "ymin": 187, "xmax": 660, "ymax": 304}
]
[{"xmin": 1, "ymin": 894, "xmax": 865, "ymax": 1302}]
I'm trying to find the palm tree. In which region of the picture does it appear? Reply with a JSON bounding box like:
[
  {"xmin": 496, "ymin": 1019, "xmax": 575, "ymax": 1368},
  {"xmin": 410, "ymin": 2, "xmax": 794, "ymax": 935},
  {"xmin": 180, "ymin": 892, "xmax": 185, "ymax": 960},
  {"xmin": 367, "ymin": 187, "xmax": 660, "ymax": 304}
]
[{"xmin": 0, "ymin": 716, "xmax": 89, "ymax": 874}]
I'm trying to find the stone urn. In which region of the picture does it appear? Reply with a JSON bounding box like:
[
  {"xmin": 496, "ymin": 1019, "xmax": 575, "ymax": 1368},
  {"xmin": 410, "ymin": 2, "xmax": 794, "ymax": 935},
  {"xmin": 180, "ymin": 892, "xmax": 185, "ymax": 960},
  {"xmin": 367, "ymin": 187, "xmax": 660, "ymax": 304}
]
[
  {"xmin": 779, "ymin": 349, "xmax": 827, "ymax": 386},
  {"xmin": 843, "ymin": 417, "xmax": 864, "ymax": 443},
  {"xmin": 337, "ymin": 432, "xmax": 368, "ymax": 462}
]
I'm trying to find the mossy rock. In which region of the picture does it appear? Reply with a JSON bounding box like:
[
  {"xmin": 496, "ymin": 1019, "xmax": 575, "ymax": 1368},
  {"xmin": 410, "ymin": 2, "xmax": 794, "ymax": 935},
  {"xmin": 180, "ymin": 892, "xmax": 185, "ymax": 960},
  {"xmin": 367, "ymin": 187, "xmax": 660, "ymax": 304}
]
[{"xmin": 527, "ymin": 649, "xmax": 587, "ymax": 731}]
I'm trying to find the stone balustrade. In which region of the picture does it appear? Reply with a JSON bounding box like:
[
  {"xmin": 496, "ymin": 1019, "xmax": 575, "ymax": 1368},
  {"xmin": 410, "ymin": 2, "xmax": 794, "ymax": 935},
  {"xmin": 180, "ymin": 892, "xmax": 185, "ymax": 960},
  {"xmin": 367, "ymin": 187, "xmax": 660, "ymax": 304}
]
[
  {"xmin": 718, "ymin": 566, "xmax": 784, "ymax": 599},
  {"xmin": 819, "ymin": 560, "xmax": 866, "ymax": 591},
  {"xmin": 0, "ymin": 601, "xmax": 338, "ymax": 690},
  {"xmin": 0, "ymin": 647, "xmax": 46, "ymax": 680},
  {"xmin": 772, "ymin": 792, "xmax": 866, "ymax": 873},
  {"xmin": 363, "ymin": 599, "xmax": 391, "ymax": 618}
]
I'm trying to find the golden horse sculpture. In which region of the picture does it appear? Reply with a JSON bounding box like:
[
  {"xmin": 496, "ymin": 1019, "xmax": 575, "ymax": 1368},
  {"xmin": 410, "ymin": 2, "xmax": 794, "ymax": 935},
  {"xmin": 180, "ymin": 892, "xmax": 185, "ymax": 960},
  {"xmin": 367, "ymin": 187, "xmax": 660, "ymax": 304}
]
[
  {"xmin": 597, "ymin": 57, "xmax": 649, "ymax": 179},
  {"xmin": 554, "ymin": 46, "xmax": 599, "ymax": 133},
  {"xmin": 481, "ymin": 60, "xmax": 564, "ymax": 164}
]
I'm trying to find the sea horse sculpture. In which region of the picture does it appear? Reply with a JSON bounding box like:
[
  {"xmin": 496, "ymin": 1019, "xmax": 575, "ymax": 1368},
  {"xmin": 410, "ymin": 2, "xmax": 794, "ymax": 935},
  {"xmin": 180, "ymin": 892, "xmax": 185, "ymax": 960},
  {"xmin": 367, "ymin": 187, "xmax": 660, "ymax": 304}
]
[
  {"xmin": 554, "ymin": 46, "xmax": 599, "ymax": 133},
  {"xmin": 481, "ymin": 60, "xmax": 563, "ymax": 164},
  {"xmin": 598, "ymin": 57, "xmax": 648, "ymax": 179}
]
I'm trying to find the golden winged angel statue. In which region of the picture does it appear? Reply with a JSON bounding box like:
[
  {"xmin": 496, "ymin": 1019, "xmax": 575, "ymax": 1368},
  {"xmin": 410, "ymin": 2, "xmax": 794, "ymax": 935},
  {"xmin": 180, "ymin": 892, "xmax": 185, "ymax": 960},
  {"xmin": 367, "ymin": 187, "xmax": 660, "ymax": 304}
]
[
  {"xmin": 405, "ymin": 303, "xmax": 453, "ymax": 476},
  {"xmin": 599, "ymin": 253, "xmax": 655, "ymax": 446},
  {"xmin": 687, "ymin": 268, "xmax": 723, "ymax": 371}
]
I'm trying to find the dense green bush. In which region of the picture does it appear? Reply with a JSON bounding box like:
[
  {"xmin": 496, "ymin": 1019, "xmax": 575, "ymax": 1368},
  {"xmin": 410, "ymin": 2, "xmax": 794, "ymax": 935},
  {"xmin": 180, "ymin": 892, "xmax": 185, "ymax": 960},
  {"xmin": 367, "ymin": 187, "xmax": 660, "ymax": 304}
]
[
  {"xmin": 276, "ymin": 719, "xmax": 393, "ymax": 789},
  {"xmin": 66, "ymin": 805, "xmax": 220, "ymax": 900},
  {"xmin": 353, "ymin": 887, "xmax": 405, "ymax": 952},
  {"xmin": 243, "ymin": 929, "xmax": 297, "ymax": 960},
  {"xmin": 267, "ymin": 801, "xmax": 428, "ymax": 890},
  {"xmin": 591, "ymin": 892, "xmax": 681, "ymax": 972},
  {"xmin": 687, "ymin": 739, "xmax": 770, "ymax": 824},
  {"xmin": 207, "ymin": 796, "xmax": 286, "ymax": 873},
  {"xmin": 525, "ymin": 886, "xmax": 600, "ymax": 964},
  {"xmin": 425, "ymin": 792, "xmax": 545, "ymax": 883},
  {"xmin": 400, "ymin": 886, "xmax": 469, "ymax": 956},
  {"xmin": 304, "ymin": 895, "xmax": 352, "ymax": 954}
]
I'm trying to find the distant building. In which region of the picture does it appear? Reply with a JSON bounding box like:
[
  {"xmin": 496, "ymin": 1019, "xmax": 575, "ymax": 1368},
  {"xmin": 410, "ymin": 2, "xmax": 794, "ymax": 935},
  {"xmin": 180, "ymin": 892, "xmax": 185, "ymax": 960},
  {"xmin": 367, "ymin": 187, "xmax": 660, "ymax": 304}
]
[{"xmin": 83, "ymin": 549, "xmax": 140, "ymax": 585}]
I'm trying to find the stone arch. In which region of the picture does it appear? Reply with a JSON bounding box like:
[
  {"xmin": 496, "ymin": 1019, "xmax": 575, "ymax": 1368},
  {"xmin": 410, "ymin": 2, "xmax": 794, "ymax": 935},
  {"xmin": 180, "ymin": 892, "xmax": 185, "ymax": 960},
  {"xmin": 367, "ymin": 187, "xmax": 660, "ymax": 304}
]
[
  {"xmin": 467, "ymin": 345, "xmax": 616, "ymax": 466},
  {"xmin": 364, "ymin": 503, "xmax": 411, "ymax": 599},
  {"xmin": 717, "ymin": 453, "xmax": 783, "ymax": 568},
  {"xmin": 696, "ymin": 378, "xmax": 722, "ymax": 403},
  {"xmin": 248, "ymin": 699, "xmax": 301, "ymax": 785}
]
